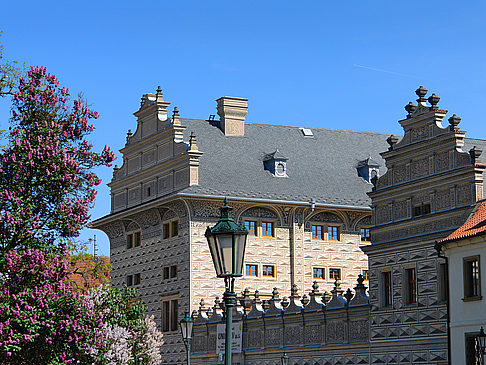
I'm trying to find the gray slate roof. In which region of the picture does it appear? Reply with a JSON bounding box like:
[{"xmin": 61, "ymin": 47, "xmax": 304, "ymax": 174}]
[{"xmin": 178, "ymin": 119, "xmax": 391, "ymax": 208}]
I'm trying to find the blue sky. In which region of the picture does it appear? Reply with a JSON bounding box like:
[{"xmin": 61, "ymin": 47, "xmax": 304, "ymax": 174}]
[{"xmin": 1, "ymin": 1, "xmax": 485, "ymax": 256}]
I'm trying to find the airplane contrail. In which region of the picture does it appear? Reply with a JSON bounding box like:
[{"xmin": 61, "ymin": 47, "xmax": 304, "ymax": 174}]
[{"xmin": 353, "ymin": 64, "xmax": 421, "ymax": 79}]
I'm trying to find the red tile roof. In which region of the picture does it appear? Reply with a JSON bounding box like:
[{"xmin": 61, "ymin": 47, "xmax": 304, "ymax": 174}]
[
  {"xmin": 439, "ymin": 200, "xmax": 486, "ymax": 244},
  {"xmin": 68, "ymin": 255, "xmax": 110, "ymax": 293}
]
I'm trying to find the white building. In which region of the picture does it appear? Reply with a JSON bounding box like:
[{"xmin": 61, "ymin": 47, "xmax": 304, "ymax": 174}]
[{"xmin": 437, "ymin": 200, "xmax": 486, "ymax": 364}]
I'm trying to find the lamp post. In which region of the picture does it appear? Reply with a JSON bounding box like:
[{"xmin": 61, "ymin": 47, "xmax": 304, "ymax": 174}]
[
  {"xmin": 281, "ymin": 353, "xmax": 289, "ymax": 365},
  {"xmin": 205, "ymin": 198, "xmax": 248, "ymax": 365},
  {"xmin": 477, "ymin": 327, "xmax": 486, "ymax": 364},
  {"xmin": 179, "ymin": 311, "xmax": 194, "ymax": 365}
]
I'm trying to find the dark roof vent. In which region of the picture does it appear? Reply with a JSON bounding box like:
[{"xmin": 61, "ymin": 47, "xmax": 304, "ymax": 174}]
[
  {"xmin": 357, "ymin": 156, "xmax": 380, "ymax": 183},
  {"xmin": 263, "ymin": 149, "xmax": 288, "ymax": 177}
]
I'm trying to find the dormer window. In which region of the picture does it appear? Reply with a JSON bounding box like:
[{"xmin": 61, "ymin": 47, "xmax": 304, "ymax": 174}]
[
  {"xmin": 263, "ymin": 149, "xmax": 288, "ymax": 177},
  {"xmin": 357, "ymin": 156, "xmax": 380, "ymax": 183}
]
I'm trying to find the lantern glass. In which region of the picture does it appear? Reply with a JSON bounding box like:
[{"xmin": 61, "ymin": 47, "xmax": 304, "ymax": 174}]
[
  {"xmin": 217, "ymin": 233, "xmax": 233, "ymax": 275},
  {"xmin": 179, "ymin": 311, "xmax": 194, "ymax": 341},
  {"xmin": 478, "ymin": 327, "xmax": 486, "ymax": 354},
  {"xmin": 234, "ymin": 233, "xmax": 247, "ymax": 276},
  {"xmin": 206, "ymin": 230, "xmax": 223, "ymax": 277}
]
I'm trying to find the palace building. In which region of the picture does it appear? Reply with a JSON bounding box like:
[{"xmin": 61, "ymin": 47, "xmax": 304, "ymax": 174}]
[{"xmin": 93, "ymin": 86, "xmax": 486, "ymax": 364}]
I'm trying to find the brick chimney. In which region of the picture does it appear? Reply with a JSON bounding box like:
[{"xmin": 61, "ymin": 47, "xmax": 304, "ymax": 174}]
[{"xmin": 216, "ymin": 96, "xmax": 248, "ymax": 136}]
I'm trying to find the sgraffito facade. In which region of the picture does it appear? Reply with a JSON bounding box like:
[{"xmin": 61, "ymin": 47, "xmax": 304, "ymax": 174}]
[{"xmin": 94, "ymin": 86, "xmax": 486, "ymax": 364}]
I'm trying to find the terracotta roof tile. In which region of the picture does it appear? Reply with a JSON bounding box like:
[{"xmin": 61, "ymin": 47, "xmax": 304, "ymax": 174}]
[{"xmin": 439, "ymin": 200, "xmax": 486, "ymax": 243}]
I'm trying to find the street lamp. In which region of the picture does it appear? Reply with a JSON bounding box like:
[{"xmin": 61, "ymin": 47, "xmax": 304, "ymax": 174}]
[
  {"xmin": 205, "ymin": 198, "xmax": 248, "ymax": 365},
  {"xmin": 477, "ymin": 327, "xmax": 486, "ymax": 364},
  {"xmin": 281, "ymin": 353, "xmax": 289, "ymax": 365},
  {"xmin": 179, "ymin": 311, "xmax": 194, "ymax": 365}
]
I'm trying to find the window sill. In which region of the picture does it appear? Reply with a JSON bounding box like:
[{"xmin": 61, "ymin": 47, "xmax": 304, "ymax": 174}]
[{"xmin": 462, "ymin": 295, "xmax": 483, "ymax": 302}]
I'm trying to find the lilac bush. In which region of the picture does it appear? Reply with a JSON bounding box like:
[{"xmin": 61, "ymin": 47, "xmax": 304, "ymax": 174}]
[
  {"xmin": 0, "ymin": 66, "xmax": 115, "ymax": 252},
  {"xmin": 0, "ymin": 65, "xmax": 163, "ymax": 364}
]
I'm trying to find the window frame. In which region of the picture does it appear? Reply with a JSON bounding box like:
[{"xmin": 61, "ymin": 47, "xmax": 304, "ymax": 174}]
[
  {"xmin": 463, "ymin": 255, "xmax": 481, "ymax": 300},
  {"xmin": 360, "ymin": 227, "xmax": 371, "ymax": 242},
  {"xmin": 313, "ymin": 267, "xmax": 325, "ymax": 280},
  {"xmin": 261, "ymin": 221, "xmax": 275, "ymax": 237},
  {"xmin": 171, "ymin": 220, "xmax": 179, "ymax": 237},
  {"xmin": 312, "ymin": 225, "xmax": 324, "ymax": 240},
  {"xmin": 244, "ymin": 221, "xmax": 257, "ymax": 236},
  {"xmin": 262, "ymin": 264, "xmax": 276, "ymax": 278},
  {"xmin": 327, "ymin": 225, "xmax": 340, "ymax": 241},
  {"xmin": 404, "ymin": 267, "xmax": 417, "ymax": 305},
  {"xmin": 328, "ymin": 267, "xmax": 342, "ymax": 281},
  {"xmin": 162, "ymin": 297, "xmax": 179, "ymax": 333},
  {"xmin": 382, "ymin": 270, "xmax": 393, "ymax": 307},
  {"xmin": 362, "ymin": 269, "xmax": 369, "ymax": 281},
  {"xmin": 245, "ymin": 264, "xmax": 258, "ymax": 277}
]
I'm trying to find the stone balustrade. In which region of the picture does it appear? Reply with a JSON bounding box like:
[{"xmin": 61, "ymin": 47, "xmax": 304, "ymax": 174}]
[{"xmin": 191, "ymin": 276, "xmax": 370, "ymax": 364}]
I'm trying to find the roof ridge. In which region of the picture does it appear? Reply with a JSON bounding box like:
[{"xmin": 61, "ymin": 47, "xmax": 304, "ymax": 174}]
[{"xmin": 180, "ymin": 118, "xmax": 394, "ymax": 136}]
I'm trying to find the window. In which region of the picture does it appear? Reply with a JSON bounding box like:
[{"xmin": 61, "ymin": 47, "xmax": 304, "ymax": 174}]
[
  {"xmin": 163, "ymin": 223, "xmax": 170, "ymax": 239},
  {"xmin": 162, "ymin": 298, "xmax": 178, "ymax": 332},
  {"xmin": 127, "ymin": 274, "xmax": 140, "ymax": 286},
  {"xmin": 134, "ymin": 231, "xmax": 141, "ymax": 247},
  {"xmin": 413, "ymin": 202, "xmax": 431, "ymax": 217},
  {"xmin": 464, "ymin": 256, "xmax": 481, "ymax": 299},
  {"xmin": 313, "ymin": 267, "xmax": 325, "ymax": 279},
  {"xmin": 134, "ymin": 273, "xmax": 141, "ymax": 286},
  {"xmin": 438, "ymin": 261, "xmax": 448, "ymax": 302},
  {"xmin": 244, "ymin": 221, "xmax": 257, "ymax": 236},
  {"xmin": 312, "ymin": 225, "xmax": 323, "ymax": 240},
  {"xmin": 261, "ymin": 222, "xmax": 274, "ymax": 237},
  {"xmin": 163, "ymin": 267, "xmax": 170, "ymax": 280},
  {"xmin": 163, "ymin": 265, "xmax": 177, "ymax": 280},
  {"xmin": 329, "ymin": 268, "xmax": 341, "ymax": 280},
  {"xmin": 246, "ymin": 264, "xmax": 258, "ymax": 277},
  {"xmin": 262, "ymin": 265, "xmax": 275, "ymax": 278},
  {"xmin": 360, "ymin": 228, "xmax": 371, "ymax": 242},
  {"xmin": 405, "ymin": 268, "xmax": 417, "ymax": 304},
  {"xmin": 127, "ymin": 234, "xmax": 133, "ymax": 249},
  {"xmin": 328, "ymin": 226, "xmax": 340, "ymax": 241},
  {"xmin": 383, "ymin": 271, "xmax": 393, "ymax": 307},
  {"xmin": 147, "ymin": 186, "xmax": 151, "ymax": 197},
  {"xmin": 362, "ymin": 269, "xmax": 369, "ymax": 281},
  {"xmin": 170, "ymin": 265, "xmax": 177, "ymax": 278},
  {"xmin": 171, "ymin": 221, "xmax": 179, "ymax": 237}
]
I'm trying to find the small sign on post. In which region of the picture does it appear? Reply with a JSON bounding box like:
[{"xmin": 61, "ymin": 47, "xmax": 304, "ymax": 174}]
[{"xmin": 216, "ymin": 323, "xmax": 242, "ymax": 354}]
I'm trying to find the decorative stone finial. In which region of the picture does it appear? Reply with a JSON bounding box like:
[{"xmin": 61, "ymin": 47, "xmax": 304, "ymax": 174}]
[
  {"xmin": 112, "ymin": 165, "xmax": 119, "ymax": 178},
  {"xmin": 126, "ymin": 129, "xmax": 132, "ymax": 144},
  {"xmin": 281, "ymin": 296, "xmax": 289, "ymax": 309},
  {"xmin": 356, "ymin": 274, "xmax": 365, "ymax": 288},
  {"xmin": 301, "ymin": 294, "xmax": 310, "ymax": 307},
  {"xmin": 155, "ymin": 85, "xmax": 163, "ymax": 102},
  {"xmin": 290, "ymin": 284, "xmax": 300, "ymax": 299},
  {"xmin": 404, "ymin": 102, "xmax": 417, "ymax": 117},
  {"xmin": 322, "ymin": 291, "xmax": 331, "ymax": 304},
  {"xmin": 344, "ymin": 288, "xmax": 353, "ymax": 303},
  {"xmin": 262, "ymin": 300, "xmax": 270, "ymax": 312},
  {"xmin": 386, "ymin": 135, "xmax": 400, "ymax": 151},
  {"xmin": 448, "ymin": 114, "xmax": 461, "ymax": 130},
  {"xmin": 415, "ymin": 85, "xmax": 428, "ymax": 105},
  {"xmin": 198, "ymin": 299, "xmax": 206, "ymax": 314},
  {"xmin": 271, "ymin": 287, "xmax": 280, "ymax": 301},
  {"xmin": 311, "ymin": 281, "xmax": 320, "ymax": 295},
  {"xmin": 253, "ymin": 290, "xmax": 261, "ymax": 305},
  {"xmin": 189, "ymin": 131, "xmax": 198, "ymax": 151},
  {"xmin": 172, "ymin": 107, "xmax": 181, "ymax": 126},
  {"xmin": 240, "ymin": 288, "xmax": 252, "ymax": 314},
  {"xmin": 470, "ymin": 146, "xmax": 483, "ymax": 164},
  {"xmin": 428, "ymin": 93, "xmax": 440, "ymax": 109}
]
